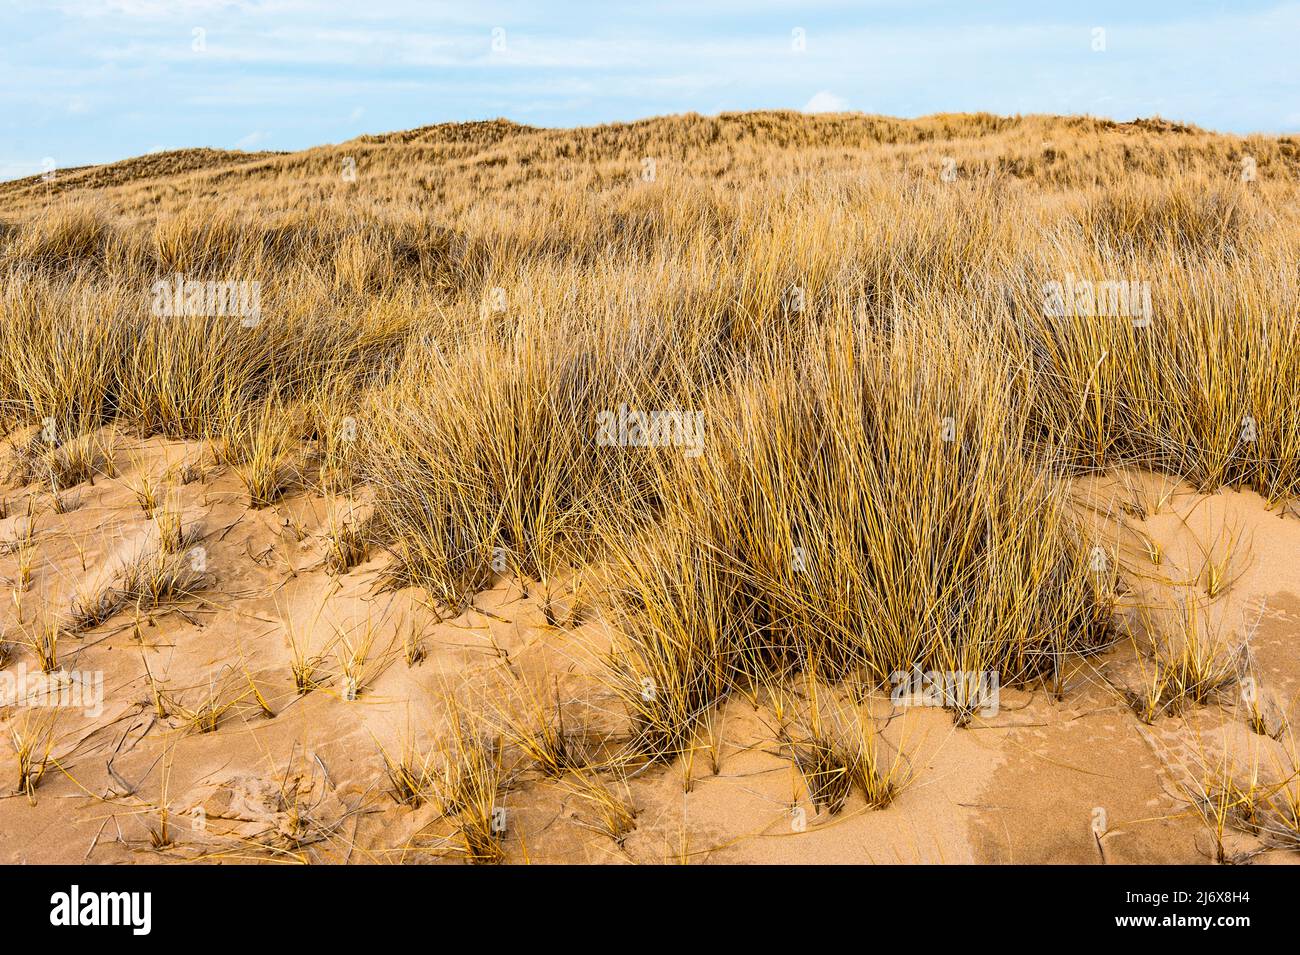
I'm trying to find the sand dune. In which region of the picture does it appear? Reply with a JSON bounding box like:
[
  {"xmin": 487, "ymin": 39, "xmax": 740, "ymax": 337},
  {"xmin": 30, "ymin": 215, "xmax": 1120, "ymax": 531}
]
[{"xmin": 1, "ymin": 112, "xmax": 1297, "ymax": 864}]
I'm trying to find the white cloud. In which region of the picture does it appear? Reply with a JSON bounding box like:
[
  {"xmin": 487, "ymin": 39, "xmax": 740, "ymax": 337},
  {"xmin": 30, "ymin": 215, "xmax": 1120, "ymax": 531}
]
[
  {"xmin": 234, "ymin": 130, "xmax": 269, "ymax": 149},
  {"xmin": 803, "ymin": 90, "xmax": 849, "ymax": 114}
]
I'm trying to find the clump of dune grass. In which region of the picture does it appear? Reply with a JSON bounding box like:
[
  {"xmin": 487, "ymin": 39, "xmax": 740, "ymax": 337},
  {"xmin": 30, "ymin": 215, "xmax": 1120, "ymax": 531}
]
[
  {"xmin": 363, "ymin": 301, "xmax": 686, "ymax": 610},
  {"xmin": 431, "ymin": 705, "xmax": 502, "ymax": 815},
  {"xmin": 116, "ymin": 544, "xmax": 206, "ymax": 610},
  {"xmin": 331, "ymin": 615, "xmax": 391, "ymax": 700},
  {"xmin": 8, "ymin": 429, "xmax": 116, "ymax": 489},
  {"xmin": 153, "ymin": 501, "xmax": 186, "ymax": 553},
  {"xmin": 600, "ymin": 520, "xmax": 733, "ymax": 762},
  {"xmin": 4, "ymin": 202, "xmax": 116, "ymax": 270},
  {"xmin": 599, "ymin": 312, "xmax": 1111, "ymax": 757},
  {"xmin": 1075, "ymin": 177, "xmax": 1253, "ymax": 258},
  {"xmin": 67, "ymin": 583, "xmax": 125, "ymax": 633},
  {"xmin": 1124, "ymin": 600, "xmax": 1246, "ymax": 722},
  {"xmin": 1259, "ymin": 778, "xmax": 1300, "ymax": 850},
  {"xmin": 307, "ymin": 388, "xmax": 366, "ymax": 494},
  {"xmin": 431, "ymin": 701, "xmax": 507, "ymax": 864},
  {"xmin": 1175, "ymin": 743, "xmax": 1271, "ymax": 865},
  {"xmin": 1006, "ymin": 197, "xmax": 1300, "ymax": 502},
  {"xmin": 67, "ymin": 528, "xmax": 200, "ymax": 634},
  {"xmin": 286, "ymin": 612, "xmax": 327, "ymax": 696}
]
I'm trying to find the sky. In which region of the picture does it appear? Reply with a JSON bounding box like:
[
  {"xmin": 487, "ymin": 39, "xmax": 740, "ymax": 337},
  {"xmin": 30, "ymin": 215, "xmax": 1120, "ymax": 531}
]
[{"xmin": 2, "ymin": 0, "xmax": 1298, "ymax": 181}]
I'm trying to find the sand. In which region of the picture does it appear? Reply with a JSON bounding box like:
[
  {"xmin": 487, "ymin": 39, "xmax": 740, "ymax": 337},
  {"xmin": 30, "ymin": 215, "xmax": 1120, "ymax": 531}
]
[{"xmin": 0, "ymin": 431, "xmax": 1296, "ymax": 864}]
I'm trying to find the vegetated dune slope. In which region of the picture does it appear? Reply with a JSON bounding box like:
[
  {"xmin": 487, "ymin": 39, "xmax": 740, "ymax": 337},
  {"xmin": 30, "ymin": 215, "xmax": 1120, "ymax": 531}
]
[{"xmin": 0, "ymin": 111, "xmax": 1298, "ymax": 864}]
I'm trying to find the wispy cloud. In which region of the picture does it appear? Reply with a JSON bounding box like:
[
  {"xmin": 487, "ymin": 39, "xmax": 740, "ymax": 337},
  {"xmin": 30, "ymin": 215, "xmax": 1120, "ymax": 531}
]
[
  {"xmin": 3, "ymin": 1, "xmax": 1296, "ymax": 180},
  {"xmin": 803, "ymin": 90, "xmax": 848, "ymax": 113}
]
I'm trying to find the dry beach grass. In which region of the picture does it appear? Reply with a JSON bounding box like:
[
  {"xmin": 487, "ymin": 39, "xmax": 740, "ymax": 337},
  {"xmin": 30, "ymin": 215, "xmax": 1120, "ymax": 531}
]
[{"xmin": 0, "ymin": 111, "xmax": 1298, "ymax": 863}]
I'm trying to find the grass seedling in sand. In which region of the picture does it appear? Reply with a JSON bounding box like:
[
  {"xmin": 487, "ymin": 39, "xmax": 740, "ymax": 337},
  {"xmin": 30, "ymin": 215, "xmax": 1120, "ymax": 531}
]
[
  {"xmin": 225, "ymin": 400, "xmax": 300, "ymax": 508},
  {"xmin": 401, "ymin": 612, "xmax": 428, "ymax": 667},
  {"xmin": 153, "ymin": 495, "xmax": 190, "ymax": 554},
  {"xmin": 238, "ymin": 659, "xmax": 276, "ymax": 719},
  {"xmin": 138, "ymin": 644, "xmax": 168, "ymax": 719},
  {"xmin": 1123, "ymin": 600, "xmax": 1245, "ymax": 721},
  {"xmin": 125, "ymin": 464, "xmax": 159, "ymax": 515},
  {"xmin": 697, "ymin": 705, "xmax": 727, "ymax": 777},
  {"xmin": 13, "ymin": 536, "xmax": 35, "ymax": 592},
  {"xmin": 1132, "ymin": 527, "xmax": 1162, "ymax": 566},
  {"xmin": 323, "ymin": 501, "xmax": 369, "ymax": 574},
  {"xmin": 166, "ymin": 670, "xmax": 250, "ymax": 735},
  {"xmin": 332, "ymin": 616, "xmax": 383, "ymax": 701},
  {"xmin": 431, "ymin": 697, "xmax": 507, "ymax": 864},
  {"xmin": 566, "ymin": 769, "xmax": 637, "ymax": 847},
  {"xmin": 491, "ymin": 675, "xmax": 591, "ymax": 777},
  {"xmin": 147, "ymin": 747, "xmax": 176, "ymax": 850},
  {"xmin": 378, "ymin": 733, "xmax": 437, "ymax": 808},
  {"xmin": 1239, "ymin": 665, "xmax": 1287, "ymax": 740},
  {"xmin": 286, "ymin": 613, "xmax": 328, "ymax": 696},
  {"xmin": 49, "ymin": 476, "xmax": 78, "ymax": 514},
  {"xmin": 787, "ymin": 679, "xmax": 903, "ymax": 814},
  {"xmin": 24, "ymin": 617, "xmax": 61, "ymax": 673},
  {"xmin": 10, "ymin": 711, "xmax": 57, "ymax": 805},
  {"xmin": 3, "ymin": 508, "xmax": 40, "ymax": 592},
  {"xmin": 1195, "ymin": 520, "xmax": 1250, "ymax": 600}
]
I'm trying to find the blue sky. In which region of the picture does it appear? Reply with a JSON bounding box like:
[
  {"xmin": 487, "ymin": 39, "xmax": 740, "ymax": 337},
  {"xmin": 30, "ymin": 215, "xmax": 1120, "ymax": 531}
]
[{"xmin": 3, "ymin": 0, "xmax": 1298, "ymax": 180}]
